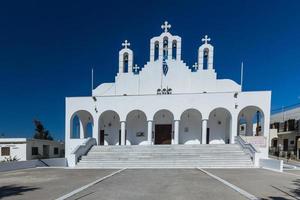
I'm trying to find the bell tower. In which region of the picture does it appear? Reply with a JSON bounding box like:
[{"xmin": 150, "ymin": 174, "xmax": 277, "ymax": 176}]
[
  {"xmin": 119, "ymin": 40, "xmax": 133, "ymax": 73},
  {"xmin": 198, "ymin": 35, "xmax": 214, "ymax": 70}
]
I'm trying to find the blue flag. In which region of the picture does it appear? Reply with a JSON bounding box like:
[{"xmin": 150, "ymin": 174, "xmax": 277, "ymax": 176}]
[{"xmin": 162, "ymin": 56, "xmax": 168, "ymax": 76}]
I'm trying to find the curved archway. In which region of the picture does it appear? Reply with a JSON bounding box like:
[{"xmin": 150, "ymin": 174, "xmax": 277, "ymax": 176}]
[
  {"xmin": 179, "ymin": 109, "xmax": 202, "ymax": 144},
  {"xmin": 172, "ymin": 40, "xmax": 177, "ymax": 59},
  {"xmin": 98, "ymin": 110, "xmax": 120, "ymax": 145},
  {"xmin": 70, "ymin": 110, "xmax": 93, "ymax": 139},
  {"xmin": 154, "ymin": 41, "xmax": 159, "ymax": 61},
  {"xmin": 238, "ymin": 106, "xmax": 264, "ymax": 136},
  {"xmin": 153, "ymin": 109, "xmax": 174, "ymax": 145},
  {"xmin": 208, "ymin": 108, "xmax": 232, "ymax": 144},
  {"xmin": 126, "ymin": 110, "xmax": 148, "ymax": 145}
]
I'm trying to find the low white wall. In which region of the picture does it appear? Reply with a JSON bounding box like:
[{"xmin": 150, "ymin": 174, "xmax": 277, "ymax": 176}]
[
  {"xmin": 0, "ymin": 160, "xmax": 37, "ymax": 172},
  {"xmin": 260, "ymin": 158, "xmax": 283, "ymax": 172},
  {"xmin": 0, "ymin": 158, "xmax": 67, "ymax": 172},
  {"xmin": 36, "ymin": 158, "xmax": 67, "ymax": 167}
]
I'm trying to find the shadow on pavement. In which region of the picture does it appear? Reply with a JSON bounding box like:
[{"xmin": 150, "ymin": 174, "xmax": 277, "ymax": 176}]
[
  {"xmin": 0, "ymin": 185, "xmax": 40, "ymax": 199},
  {"xmin": 262, "ymin": 179, "xmax": 300, "ymax": 200}
]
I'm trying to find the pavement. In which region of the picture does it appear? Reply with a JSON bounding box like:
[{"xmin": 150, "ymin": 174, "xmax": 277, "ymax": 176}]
[{"xmin": 0, "ymin": 167, "xmax": 299, "ymax": 200}]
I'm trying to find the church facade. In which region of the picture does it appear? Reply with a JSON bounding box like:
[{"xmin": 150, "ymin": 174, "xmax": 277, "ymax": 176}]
[{"xmin": 65, "ymin": 22, "xmax": 271, "ymax": 165}]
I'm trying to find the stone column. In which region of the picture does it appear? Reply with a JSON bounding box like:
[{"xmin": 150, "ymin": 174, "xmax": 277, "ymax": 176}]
[
  {"xmin": 79, "ymin": 121, "xmax": 85, "ymax": 139},
  {"xmin": 246, "ymin": 117, "xmax": 253, "ymax": 136},
  {"xmin": 201, "ymin": 119, "xmax": 208, "ymax": 144},
  {"xmin": 93, "ymin": 121, "xmax": 99, "ymax": 145},
  {"xmin": 174, "ymin": 120, "xmax": 179, "ymax": 145},
  {"xmin": 230, "ymin": 114, "xmax": 238, "ymax": 144},
  {"xmin": 147, "ymin": 120, "xmax": 153, "ymax": 145},
  {"xmin": 120, "ymin": 121, "xmax": 126, "ymax": 145}
]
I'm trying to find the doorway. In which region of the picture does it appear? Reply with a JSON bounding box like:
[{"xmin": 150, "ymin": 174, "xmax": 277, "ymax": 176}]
[
  {"xmin": 43, "ymin": 145, "xmax": 49, "ymax": 158},
  {"xmin": 155, "ymin": 124, "xmax": 172, "ymax": 144},
  {"xmin": 283, "ymin": 139, "xmax": 288, "ymax": 151},
  {"xmin": 99, "ymin": 130, "xmax": 105, "ymax": 145}
]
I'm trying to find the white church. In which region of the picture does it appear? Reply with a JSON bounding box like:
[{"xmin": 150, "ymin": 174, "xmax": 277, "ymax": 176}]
[{"xmin": 65, "ymin": 22, "xmax": 271, "ymax": 168}]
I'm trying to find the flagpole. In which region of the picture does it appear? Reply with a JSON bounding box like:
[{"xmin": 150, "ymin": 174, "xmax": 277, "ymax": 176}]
[
  {"xmin": 91, "ymin": 68, "xmax": 94, "ymax": 94},
  {"xmin": 240, "ymin": 62, "xmax": 244, "ymax": 91}
]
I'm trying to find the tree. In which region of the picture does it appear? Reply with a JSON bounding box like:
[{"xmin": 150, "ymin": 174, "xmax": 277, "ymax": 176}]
[{"xmin": 33, "ymin": 119, "xmax": 53, "ymax": 140}]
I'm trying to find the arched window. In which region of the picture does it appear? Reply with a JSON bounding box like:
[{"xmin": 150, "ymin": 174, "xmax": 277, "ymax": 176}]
[
  {"xmin": 163, "ymin": 37, "xmax": 168, "ymax": 60},
  {"xmin": 172, "ymin": 40, "xmax": 177, "ymax": 60},
  {"xmin": 72, "ymin": 115, "xmax": 80, "ymax": 138},
  {"xmin": 86, "ymin": 122, "xmax": 93, "ymax": 138},
  {"xmin": 154, "ymin": 41, "xmax": 159, "ymax": 61},
  {"xmin": 203, "ymin": 48, "xmax": 209, "ymax": 69},
  {"xmin": 123, "ymin": 53, "xmax": 129, "ymax": 72}
]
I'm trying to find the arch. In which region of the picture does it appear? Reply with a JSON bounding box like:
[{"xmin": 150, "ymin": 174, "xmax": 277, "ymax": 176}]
[
  {"xmin": 208, "ymin": 107, "xmax": 232, "ymax": 144},
  {"xmin": 154, "ymin": 41, "xmax": 159, "ymax": 61},
  {"xmin": 70, "ymin": 110, "xmax": 94, "ymax": 139},
  {"xmin": 123, "ymin": 53, "xmax": 129, "ymax": 72},
  {"xmin": 163, "ymin": 37, "xmax": 168, "ymax": 59},
  {"xmin": 98, "ymin": 110, "xmax": 121, "ymax": 145},
  {"xmin": 238, "ymin": 106, "xmax": 265, "ymax": 136},
  {"xmin": 153, "ymin": 109, "xmax": 174, "ymax": 144},
  {"xmin": 172, "ymin": 40, "xmax": 177, "ymax": 60},
  {"xmin": 71, "ymin": 115, "xmax": 80, "ymax": 138},
  {"xmin": 203, "ymin": 48, "xmax": 209, "ymax": 69},
  {"xmin": 86, "ymin": 122, "xmax": 93, "ymax": 138},
  {"xmin": 179, "ymin": 109, "xmax": 202, "ymax": 144},
  {"xmin": 126, "ymin": 110, "xmax": 148, "ymax": 145}
]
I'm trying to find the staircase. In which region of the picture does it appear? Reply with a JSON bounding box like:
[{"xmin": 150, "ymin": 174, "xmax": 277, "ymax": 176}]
[{"xmin": 76, "ymin": 144, "xmax": 254, "ymax": 168}]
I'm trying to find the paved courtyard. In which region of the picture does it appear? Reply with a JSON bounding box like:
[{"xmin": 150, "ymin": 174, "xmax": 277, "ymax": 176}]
[{"xmin": 0, "ymin": 168, "xmax": 299, "ymax": 200}]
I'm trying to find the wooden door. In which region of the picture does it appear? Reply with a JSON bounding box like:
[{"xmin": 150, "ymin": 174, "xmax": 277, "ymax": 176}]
[{"xmin": 155, "ymin": 124, "xmax": 172, "ymax": 144}]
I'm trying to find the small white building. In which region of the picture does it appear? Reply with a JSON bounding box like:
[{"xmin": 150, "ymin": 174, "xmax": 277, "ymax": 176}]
[
  {"xmin": 269, "ymin": 105, "xmax": 300, "ymax": 158},
  {"xmin": 0, "ymin": 138, "xmax": 65, "ymax": 161},
  {"xmin": 65, "ymin": 22, "xmax": 271, "ymax": 165}
]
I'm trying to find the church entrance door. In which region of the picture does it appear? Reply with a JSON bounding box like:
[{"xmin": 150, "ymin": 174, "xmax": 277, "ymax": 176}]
[{"xmin": 155, "ymin": 124, "xmax": 172, "ymax": 144}]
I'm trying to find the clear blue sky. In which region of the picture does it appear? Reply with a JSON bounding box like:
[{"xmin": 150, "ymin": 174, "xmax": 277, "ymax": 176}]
[{"xmin": 0, "ymin": 0, "xmax": 299, "ymax": 140}]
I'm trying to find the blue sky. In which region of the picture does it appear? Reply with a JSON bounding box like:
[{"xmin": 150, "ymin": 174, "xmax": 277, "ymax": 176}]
[{"xmin": 0, "ymin": 0, "xmax": 299, "ymax": 140}]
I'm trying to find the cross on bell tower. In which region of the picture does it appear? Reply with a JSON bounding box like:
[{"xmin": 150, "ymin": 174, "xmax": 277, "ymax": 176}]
[
  {"xmin": 122, "ymin": 40, "xmax": 130, "ymax": 49},
  {"xmin": 161, "ymin": 21, "xmax": 171, "ymax": 33},
  {"xmin": 192, "ymin": 62, "xmax": 199, "ymax": 71},
  {"xmin": 201, "ymin": 35, "xmax": 211, "ymax": 44},
  {"xmin": 133, "ymin": 64, "xmax": 140, "ymax": 73}
]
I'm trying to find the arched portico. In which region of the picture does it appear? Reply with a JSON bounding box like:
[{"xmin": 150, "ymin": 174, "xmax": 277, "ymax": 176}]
[
  {"xmin": 153, "ymin": 109, "xmax": 174, "ymax": 145},
  {"xmin": 126, "ymin": 110, "xmax": 148, "ymax": 145},
  {"xmin": 98, "ymin": 110, "xmax": 121, "ymax": 145},
  {"xmin": 179, "ymin": 109, "xmax": 202, "ymax": 144},
  {"xmin": 238, "ymin": 106, "xmax": 264, "ymax": 136},
  {"xmin": 70, "ymin": 110, "xmax": 93, "ymax": 139},
  {"xmin": 208, "ymin": 108, "xmax": 232, "ymax": 144}
]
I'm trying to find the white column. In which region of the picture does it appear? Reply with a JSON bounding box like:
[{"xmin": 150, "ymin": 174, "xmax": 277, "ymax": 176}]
[
  {"xmin": 121, "ymin": 121, "xmax": 126, "ymax": 145},
  {"xmin": 201, "ymin": 119, "xmax": 208, "ymax": 144},
  {"xmin": 246, "ymin": 117, "xmax": 253, "ymax": 136},
  {"xmin": 79, "ymin": 121, "xmax": 85, "ymax": 139},
  {"xmin": 174, "ymin": 120, "xmax": 179, "ymax": 144},
  {"xmin": 93, "ymin": 121, "xmax": 99, "ymax": 145},
  {"xmin": 147, "ymin": 120, "xmax": 153, "ymax": 145},
  {"xmin": 230, "ymin": 115, "xmax": 238, "ymax": 144}
]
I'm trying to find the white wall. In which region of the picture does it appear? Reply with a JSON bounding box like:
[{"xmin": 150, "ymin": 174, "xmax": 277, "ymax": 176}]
[
  {"xmin": 126, "ymin": 111, "xmax": 148, "ymax": 145},
  {"xmin": 0, "ymin": 143, "xmax": 27, "ymax": 161},
  {"xmin": 208, "ymin": 108, "xmax": 231, "ymax": 144},
  {"xmin": 179, "ymin": 109, "xmax": 202, "ymax": 144}
]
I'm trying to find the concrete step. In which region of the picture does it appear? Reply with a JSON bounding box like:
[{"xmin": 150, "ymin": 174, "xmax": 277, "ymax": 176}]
[{"xmin": 76, "ymin": 144, "xmax": 253, "ymax": 168}]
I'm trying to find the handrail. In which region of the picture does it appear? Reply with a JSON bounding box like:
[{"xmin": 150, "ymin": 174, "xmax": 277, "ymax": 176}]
[
  {"xmin": 69, "ymin": 137, "xmax": 96, "ymax": 167},
  {"xmin": 235, "ymin": 136, "xmax": 260, "ymax": 159}
]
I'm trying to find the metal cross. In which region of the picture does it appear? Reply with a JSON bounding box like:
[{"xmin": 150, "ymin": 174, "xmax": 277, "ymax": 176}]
[
  {"xmin": 201, "ymin": 35, "xmax": 211, "ymax": 44},
  {"xmin": 161, "ymin": 21, "xmax": 171, "ymax": 33},
  {"xmin": 122, "ymin": 40, "xmax": 130, "ymax": 48},
  {"xmin": 192, "ymin": 62, "xmax": 199, "ymax": 71},
  {"xmin": 133, "ymin": 64, "xmax": 139, "ymax": 73}
]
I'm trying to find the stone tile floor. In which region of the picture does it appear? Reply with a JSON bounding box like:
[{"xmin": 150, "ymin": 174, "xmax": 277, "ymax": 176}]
[{"xmin": 0, "ymin": 167, "xmax": 299, "ymax": 200}]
